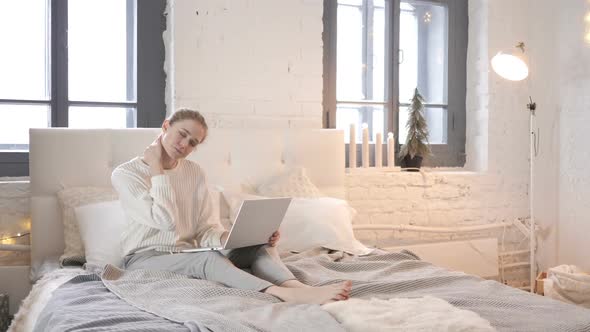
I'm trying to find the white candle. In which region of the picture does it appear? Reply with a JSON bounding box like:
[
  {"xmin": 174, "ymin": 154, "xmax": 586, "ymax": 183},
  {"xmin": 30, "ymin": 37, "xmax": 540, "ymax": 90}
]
[
  {"xmin": 349, "ymin": 123, "xmax": 356, "ymax": 168},
  {"xmin": 375, "ymin": 132, "xmax": 383, "ymax": 168},
  {"xmin": 362, "ymin": 123, "xmax": 369, "ymax": 168},
  {"xmin": 387, "ymin": 132, "xmax": 395, "ymax": 167}
]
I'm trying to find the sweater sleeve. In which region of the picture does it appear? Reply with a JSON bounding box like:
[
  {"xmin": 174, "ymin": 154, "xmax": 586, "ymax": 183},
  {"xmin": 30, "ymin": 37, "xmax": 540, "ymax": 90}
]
[
  {"xmin": 111, "ymin": 168, "xmax": 177, "ymax": 232},
  {"xmin": 193, "ymin": 169, "xmax": 226, "ymax": 248}
]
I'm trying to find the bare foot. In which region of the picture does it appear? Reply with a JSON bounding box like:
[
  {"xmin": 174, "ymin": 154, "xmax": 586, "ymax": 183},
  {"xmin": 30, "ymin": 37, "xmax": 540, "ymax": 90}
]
[{"xmin": 265, "ymin": 281, "xmax": 352, "ymax": 304}]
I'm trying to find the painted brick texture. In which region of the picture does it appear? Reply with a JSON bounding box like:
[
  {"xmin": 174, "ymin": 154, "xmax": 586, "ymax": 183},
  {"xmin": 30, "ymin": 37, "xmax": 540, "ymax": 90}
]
[
  {"xmin": 345, "ymin": 170, "xmax": 528, "ymax": 246},
  {"xmin": 170, "ymin": 0, "xmax": 323, "ymax": 130}
]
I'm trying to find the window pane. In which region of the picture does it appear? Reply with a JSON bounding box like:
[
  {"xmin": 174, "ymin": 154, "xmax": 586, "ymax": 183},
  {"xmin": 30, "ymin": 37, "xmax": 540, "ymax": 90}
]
[
  {"xmin": 0, "ymin": 1, "xmax": 50, "ymax": 100},
  {"xmin": 399, "ymin": 106, "xmax": 447, "ymax": 145},
  {"xmin": 372, "ymin": 2, "xmax": 386, "ymax": 102},
  {"xmin": 68, "ymin": 106, "xmax": 136, "ymax": 128},
  {"xmin": 399, "ymin": 1, "xmax": 448, "ymax": 104},
  {"xmin": 68, "ymin": 0, "xmax": 136, "ymax": 102},
  {"xmin": 336, "ymin": 104, "xmax": 386, "ymax": 143},
  {"xmin": 336, "ymin": 0, "xmax": 388, "ymax": 102},
  {"xmin": 0, "ymin": 104, "xmax": 50, "ymax": 151},
  {"xmin": 336, "ymin": 1, "xmax": 364, "ymax": 101}
]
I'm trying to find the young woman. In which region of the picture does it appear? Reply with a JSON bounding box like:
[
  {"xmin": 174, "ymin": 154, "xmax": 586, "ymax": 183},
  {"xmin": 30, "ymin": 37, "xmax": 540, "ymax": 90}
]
[{"xmin": 111, "ymin": 109, "xmax": 351, "ymax": 304}]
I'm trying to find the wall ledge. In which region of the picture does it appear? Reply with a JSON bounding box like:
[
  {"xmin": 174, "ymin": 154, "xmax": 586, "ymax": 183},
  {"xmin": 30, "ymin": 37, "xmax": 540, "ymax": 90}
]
[{"xmin": 346, "ymin": 168, "xmax": 482, "ymax": 176}]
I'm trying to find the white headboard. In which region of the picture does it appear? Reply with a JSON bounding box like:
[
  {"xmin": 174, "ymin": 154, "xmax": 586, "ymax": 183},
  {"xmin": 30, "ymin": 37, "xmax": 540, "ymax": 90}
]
[{"xmin": 29, "ymin": 128, "xmax": 344, "ymax": 266}]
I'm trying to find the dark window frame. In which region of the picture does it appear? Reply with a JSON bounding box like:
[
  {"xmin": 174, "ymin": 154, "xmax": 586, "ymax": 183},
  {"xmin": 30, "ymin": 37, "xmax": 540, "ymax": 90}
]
[
  {"xmin": 323, "ymin": 0, "xmax": 467, "ymax": 167},
  {"xmin": 0, "ymin": 0, "xmax": 166, "ymax": 176}
]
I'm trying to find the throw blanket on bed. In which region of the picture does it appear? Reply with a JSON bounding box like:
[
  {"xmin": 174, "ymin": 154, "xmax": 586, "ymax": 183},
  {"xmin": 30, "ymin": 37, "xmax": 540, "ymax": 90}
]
[
  {"xmin": 33, "ymin": 249, "xmax": 590, "ymax": 332},
  {"xmin": 101, "ymin": 265, "xmax": 344, "ymax": 332},
  {"xmin": 323, "ymin": 296, "xmax": 495, "ymax": 332},
  {"xmin": 8, "ymin": 268, "xmax": 86, "ymax": 332}
]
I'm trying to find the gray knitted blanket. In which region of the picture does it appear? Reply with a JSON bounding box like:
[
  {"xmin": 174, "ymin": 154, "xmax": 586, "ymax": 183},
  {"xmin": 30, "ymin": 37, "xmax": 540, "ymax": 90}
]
[{"xmin": 35, "ymin": 249, "xmax": 590, "ymax": 332}]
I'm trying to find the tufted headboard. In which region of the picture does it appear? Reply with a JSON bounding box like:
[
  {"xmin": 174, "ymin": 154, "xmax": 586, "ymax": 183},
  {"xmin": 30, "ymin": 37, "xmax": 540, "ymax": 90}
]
[{"xmin": 29, "ymin": 128, "xmax": 344, "ymax": 267}]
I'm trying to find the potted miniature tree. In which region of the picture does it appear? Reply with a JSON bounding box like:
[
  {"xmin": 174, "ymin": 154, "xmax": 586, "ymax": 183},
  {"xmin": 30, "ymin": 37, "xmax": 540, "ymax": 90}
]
[{"xmin": 399, "ymin": 88, "xmax": 431, "ymax": 171}]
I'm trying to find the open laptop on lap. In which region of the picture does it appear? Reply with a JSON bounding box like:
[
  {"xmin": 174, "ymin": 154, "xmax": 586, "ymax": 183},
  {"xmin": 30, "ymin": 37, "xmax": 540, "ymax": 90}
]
[{"xmin": 181, "ymin": 197, "xmax": 292, "ymax": 253}]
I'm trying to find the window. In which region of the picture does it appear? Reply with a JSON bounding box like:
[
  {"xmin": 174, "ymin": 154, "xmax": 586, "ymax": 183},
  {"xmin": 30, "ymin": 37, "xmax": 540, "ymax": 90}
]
[
  {"xmin": 323, "ymin": 0, "xmax": 467, "ymax": 167},
  {"xmin": 0, "ymin": 0, "xmax": 166, "ymax": 176}
]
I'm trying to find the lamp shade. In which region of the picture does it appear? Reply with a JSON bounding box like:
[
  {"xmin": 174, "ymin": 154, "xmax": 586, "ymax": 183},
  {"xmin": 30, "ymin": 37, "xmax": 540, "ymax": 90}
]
[{"xmin": 491, "ymin": 51, "xmax": 529, "ymax": 81}]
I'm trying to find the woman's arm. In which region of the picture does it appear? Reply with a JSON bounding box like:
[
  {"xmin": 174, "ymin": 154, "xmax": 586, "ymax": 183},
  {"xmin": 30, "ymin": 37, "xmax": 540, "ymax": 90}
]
[
  {"xmin": 192, "ymin": 169, "xmax": 226, "ymax": 248},
  {"xmin": 112, "ymin": 167, "xmax": 177, "ymax": 231},
  {"xmin": 112, "ymin": 134, "xmax": 177, "ymax": 231}
]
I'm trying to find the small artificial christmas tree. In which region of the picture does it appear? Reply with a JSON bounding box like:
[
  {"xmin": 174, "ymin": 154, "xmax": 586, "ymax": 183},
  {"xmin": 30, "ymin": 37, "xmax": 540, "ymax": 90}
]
[{"xmin": 399, "ymin": 88, "xmax": 431, "ymax": 170}]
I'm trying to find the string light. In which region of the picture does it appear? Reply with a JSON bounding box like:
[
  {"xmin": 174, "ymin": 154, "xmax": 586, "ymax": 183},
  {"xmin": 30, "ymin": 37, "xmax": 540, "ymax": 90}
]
[
  {"xmin": 423, "ymin": 11, "xmax": 432, "ymax": 23},
  {"xmin": 0, "ymin": 232, "xmax": 30, "ymax": 243}
]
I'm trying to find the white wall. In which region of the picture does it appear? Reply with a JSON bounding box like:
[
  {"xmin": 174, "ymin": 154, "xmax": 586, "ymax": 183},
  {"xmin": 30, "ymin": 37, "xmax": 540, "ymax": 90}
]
[
  {"xmin": 555, "ymin": 1, "xmax": 590, "ymax": 271},
  {"xmin": 518, "ymin": 0, "xmax": 590, "ymax": 273},
  {"xmin": 469, "ymin": 0, "xmax": 590, "ymax": 273},
  {"xmin": 464, "ymin": 0, "xmax": 488, "ymax": 172},
  {"xmin": 168, "ymin": 0, "xmax": 324, "ymax": 129},
  {"xmin": 526, "ymin": 0, "xmax": 561, "ymax": 272}
]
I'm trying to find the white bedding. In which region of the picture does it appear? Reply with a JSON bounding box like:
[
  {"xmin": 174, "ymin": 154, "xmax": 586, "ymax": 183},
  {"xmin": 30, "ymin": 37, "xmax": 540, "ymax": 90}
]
[{"xmin": 8, "ymin": 267, "xmax": 86, "ymax": 332}]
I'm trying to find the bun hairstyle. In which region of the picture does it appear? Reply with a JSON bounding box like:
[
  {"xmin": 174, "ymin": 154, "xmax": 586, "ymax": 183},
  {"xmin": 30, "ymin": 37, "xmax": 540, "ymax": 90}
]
[{"xmin": 167, "ymin": 109, "xmax": 209, "ymax": 142}]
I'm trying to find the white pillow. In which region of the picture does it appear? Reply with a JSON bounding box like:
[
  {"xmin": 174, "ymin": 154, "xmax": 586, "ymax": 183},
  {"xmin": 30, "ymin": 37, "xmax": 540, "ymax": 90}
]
[
  {"xmin": 74, "ymin": 200, "xmax": 126, "ymax": 268},
  {"xmin": 57, "ymin": 186, "xmax": 118, "ymax": 265},
  {"xmin": 279, "ymin": 197, "xmax": 371, "ymax": 255},
  {"xmin": 221, "ymin": 190, "xmax": 372, "ymax": 255},
  {"xmin": 257, "ymin": 167, "xmax": 323, "ymax": 198}
]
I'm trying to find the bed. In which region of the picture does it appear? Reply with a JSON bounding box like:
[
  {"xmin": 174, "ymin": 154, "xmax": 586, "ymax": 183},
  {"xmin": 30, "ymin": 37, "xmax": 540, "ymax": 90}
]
[{"xmin": 9, "ymin": 128, "xmax": 590, "ymax": 332}]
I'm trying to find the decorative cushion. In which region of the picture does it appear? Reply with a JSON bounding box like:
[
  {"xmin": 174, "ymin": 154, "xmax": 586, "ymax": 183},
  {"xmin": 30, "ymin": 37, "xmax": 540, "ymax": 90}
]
[
  {"xmin": 256, "ymin": 167, "xmax": 322, "ymax": 198},
  {"xmin": 57, "ymin": 187, "xmax": 118, "ymax": 265},
  {"xmin": 74, "ymin": 200, "xmax": 126, "ymax": 268}
]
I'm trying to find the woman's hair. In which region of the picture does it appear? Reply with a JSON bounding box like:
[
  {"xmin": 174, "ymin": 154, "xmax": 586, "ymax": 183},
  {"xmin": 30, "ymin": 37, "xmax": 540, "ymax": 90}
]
[{"xmin": 167, "ymin": 108, "xmax": 209, "ymax": 142}]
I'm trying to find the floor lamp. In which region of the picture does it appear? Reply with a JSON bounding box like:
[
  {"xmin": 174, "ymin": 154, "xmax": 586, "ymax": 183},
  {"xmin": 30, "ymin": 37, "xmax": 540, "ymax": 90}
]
[{"xmin": 491, "ymin": 42, "xmax": 537, "ymax": 292}]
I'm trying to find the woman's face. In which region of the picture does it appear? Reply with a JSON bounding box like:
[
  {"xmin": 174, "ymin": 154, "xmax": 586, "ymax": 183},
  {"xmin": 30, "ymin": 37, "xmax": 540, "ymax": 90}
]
[{"xmin": 161, "ymin": 119, "xmax": 207, "ymax": 160}]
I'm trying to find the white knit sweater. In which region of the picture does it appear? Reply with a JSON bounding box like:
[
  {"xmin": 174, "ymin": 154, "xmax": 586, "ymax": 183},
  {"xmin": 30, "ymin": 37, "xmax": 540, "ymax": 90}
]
[{"xmin": 111, "ymin": 157, "xmax": 225, "ymax": 256}]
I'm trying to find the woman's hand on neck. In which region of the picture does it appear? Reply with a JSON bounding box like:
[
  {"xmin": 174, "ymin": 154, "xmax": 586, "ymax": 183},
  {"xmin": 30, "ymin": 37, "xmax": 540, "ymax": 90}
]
[{"xmin": 143, "ymin": 133, "xmax": 177, "ymax": 176}]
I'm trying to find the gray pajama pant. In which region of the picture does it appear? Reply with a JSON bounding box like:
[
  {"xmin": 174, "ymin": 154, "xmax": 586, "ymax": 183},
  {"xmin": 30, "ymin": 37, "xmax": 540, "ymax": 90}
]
[{"xmin": 124, "ymin": 245, "xmax": 296, "ymax": 292}]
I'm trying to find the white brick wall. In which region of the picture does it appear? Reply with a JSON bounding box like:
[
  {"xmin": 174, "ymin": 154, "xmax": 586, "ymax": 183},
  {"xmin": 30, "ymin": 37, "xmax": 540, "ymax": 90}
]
[
  {"xmin": 526, "ymin": 0, "xmax": 560, "ymax": 272},
  {"xmin": 510, "ymin": 0, "xmax": 590, "ymax": 273},
  {"xmin": 346, "ymin": 170, "xmax": 527, "ymax": 243},
  {"xmin": 554, "ymin": 1, "xmax": 590, "ymax": 271},
  {"xmin": 168, "ymin": 0, "xmax": 323, "ymax": 129},
  {"xmin": 465, "ymin": 0, "xmax": 488, "ymax": 172}
]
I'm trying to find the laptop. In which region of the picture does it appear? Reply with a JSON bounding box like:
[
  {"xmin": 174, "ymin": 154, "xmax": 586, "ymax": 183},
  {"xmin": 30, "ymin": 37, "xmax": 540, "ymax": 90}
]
[{"xmin": 181, "ymin": 197, "xmax": 292, "ymax": 253}]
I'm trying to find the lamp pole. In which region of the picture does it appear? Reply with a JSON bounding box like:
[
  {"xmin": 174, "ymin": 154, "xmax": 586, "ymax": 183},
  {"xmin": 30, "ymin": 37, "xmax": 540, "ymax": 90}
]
[{"xmin": 527, "ymin": 97, "xmax": 537, "ymax": 292}]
